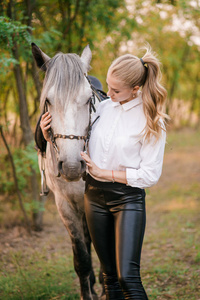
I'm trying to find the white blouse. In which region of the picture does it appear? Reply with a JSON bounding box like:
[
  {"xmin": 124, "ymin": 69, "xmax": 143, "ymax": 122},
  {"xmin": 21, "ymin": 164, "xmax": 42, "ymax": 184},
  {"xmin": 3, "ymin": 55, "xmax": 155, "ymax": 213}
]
[{"xmin": 88, "ymin": 92, "xmax": 166, "ymax": 189}]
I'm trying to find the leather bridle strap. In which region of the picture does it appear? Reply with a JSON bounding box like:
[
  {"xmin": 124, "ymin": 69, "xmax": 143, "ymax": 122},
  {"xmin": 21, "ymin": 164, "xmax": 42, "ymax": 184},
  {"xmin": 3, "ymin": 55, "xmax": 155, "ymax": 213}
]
[{"xmin": 54, "ymin": 134, "xmax": 87, "ymax": 140}]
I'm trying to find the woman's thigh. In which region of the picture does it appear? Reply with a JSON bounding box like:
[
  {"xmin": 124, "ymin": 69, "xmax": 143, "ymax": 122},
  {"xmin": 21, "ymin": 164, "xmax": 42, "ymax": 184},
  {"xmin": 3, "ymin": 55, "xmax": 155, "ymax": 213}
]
[
  {"xmin": 112, "ymin": 193, "xmax": 146, "ymax": 278},
  {"xmin": 84, "ymin": 185, "xmax": 117, "ymax": 274}
]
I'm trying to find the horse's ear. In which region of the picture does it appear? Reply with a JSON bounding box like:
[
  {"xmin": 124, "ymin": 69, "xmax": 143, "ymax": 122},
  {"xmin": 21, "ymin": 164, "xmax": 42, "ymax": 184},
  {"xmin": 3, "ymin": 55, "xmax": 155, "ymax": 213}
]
[
  {"xmin": 31, "ymin": 43, "xmax": 51, "ymax": 71},
  {"xmin": 81, "ymin": 45, "xmax": 92, "ymax": 72}
]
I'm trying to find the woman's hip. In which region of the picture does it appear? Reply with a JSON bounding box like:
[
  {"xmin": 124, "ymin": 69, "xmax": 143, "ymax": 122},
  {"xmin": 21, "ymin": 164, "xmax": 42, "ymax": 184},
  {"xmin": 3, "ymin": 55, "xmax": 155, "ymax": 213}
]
[{"xmin": 85, "ymin": 174, "xmax": 146, "ymax": 211}]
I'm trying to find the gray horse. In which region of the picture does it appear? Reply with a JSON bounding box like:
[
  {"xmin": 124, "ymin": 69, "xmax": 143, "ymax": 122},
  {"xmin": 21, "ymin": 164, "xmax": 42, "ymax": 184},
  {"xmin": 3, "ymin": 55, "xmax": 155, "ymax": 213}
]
[{"xmin": 32, "ymin": 43, "xmax": 102, "ymax": 300}]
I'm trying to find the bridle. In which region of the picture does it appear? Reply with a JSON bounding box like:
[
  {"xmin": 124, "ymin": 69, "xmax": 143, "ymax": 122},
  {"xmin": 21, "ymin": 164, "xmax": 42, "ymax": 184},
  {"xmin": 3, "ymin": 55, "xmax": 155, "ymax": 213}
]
[
  {"xmin": 44, "ymin": 74, "xmax": 102, "ymax": 157},
  {"xmin": 39, "ymin": 74, "xmax": 106, "ymax": 195}
]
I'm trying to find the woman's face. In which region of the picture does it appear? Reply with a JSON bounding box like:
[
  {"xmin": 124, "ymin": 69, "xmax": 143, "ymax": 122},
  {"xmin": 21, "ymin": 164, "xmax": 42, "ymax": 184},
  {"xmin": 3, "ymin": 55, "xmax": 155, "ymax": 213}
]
[{"xmin": 106, "ymin": 71, "xmax": 135, "ymax": 104}]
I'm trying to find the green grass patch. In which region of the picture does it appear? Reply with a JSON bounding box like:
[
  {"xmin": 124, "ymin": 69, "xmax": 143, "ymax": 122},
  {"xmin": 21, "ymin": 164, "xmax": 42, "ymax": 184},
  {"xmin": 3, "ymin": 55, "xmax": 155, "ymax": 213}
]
[
  {"xmin": 143, "ymin": 182, "xmax": 200, "ymax": 299},
  {"xmin": 0, "ymin": 249, "xmax": 79, "ymax": 300},
  {"xmin": 166, "ymin": 127, "xmax": 200, "ymax": 151}
]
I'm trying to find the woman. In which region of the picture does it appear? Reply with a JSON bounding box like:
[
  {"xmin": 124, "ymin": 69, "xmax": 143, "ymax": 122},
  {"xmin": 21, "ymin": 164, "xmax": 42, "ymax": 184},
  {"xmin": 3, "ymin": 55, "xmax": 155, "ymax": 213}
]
[{"xmin": 41, "ymin": 46, "xmax": 168, "ymax": 299}]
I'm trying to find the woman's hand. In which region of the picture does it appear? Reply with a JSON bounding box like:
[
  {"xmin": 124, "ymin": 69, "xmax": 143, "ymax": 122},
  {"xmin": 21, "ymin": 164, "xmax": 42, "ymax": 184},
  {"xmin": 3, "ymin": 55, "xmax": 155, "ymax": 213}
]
[
  {"xmin": 81, "ymin": 151, "xmax": 127, "ymax": 184},
  {"xmin": 40, "ymin": 112, "xmax": 52, "ymax": 142},
  {"xmin": 81, "ymin": 151, "xmax": 102, "ymax": 179}
]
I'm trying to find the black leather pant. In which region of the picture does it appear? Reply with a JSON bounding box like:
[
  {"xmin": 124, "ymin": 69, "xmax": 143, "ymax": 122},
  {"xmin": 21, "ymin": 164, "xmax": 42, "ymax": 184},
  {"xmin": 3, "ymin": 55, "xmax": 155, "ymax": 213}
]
[{"xmin": 84, "ymin": 175, "xmax": 148, "ymax": 300}]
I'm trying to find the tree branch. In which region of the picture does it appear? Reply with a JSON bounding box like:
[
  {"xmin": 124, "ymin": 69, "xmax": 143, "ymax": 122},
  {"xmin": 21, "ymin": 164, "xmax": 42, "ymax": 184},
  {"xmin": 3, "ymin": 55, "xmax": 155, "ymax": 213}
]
[
  {"xmin": 0, "ymin": 125, "xmax": 32, "ymax": 234},
  {"xmin": 63, "ymin": 0, "xmax": 81, "ymax": 37}
]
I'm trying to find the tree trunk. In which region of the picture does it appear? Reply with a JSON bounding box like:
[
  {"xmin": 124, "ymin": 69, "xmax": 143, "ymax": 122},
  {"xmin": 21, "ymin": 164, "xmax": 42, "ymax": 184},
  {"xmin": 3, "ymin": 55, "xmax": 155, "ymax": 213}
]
[
  {"xmin": 12, "ymin": 48, "xmax": 44, "ymax": 231},
  {"xmin": 24, "ymin": 0, "xmax": 45, "ymax": 230},
  {"xmin": 78, "ymin": 0, "xmax": 90, "ymax": 53},
  {"xmin": 13, "ymin": 54, "xmax": 33, "ymax": 146},
  {"xmin": 7, "ymin": 0, "xmax": 44, "ymax": 231},
  {"xmin": 7, "ymin": 0, "xmax": 32, "ymax": 146}
]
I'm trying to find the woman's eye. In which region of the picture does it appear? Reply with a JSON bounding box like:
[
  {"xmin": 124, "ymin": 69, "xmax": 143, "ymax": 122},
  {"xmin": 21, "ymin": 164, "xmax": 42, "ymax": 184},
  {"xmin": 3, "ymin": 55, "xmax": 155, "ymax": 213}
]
[{"xmin": 115, "ymin": 91, "xmax": 120, "ymax": 94}]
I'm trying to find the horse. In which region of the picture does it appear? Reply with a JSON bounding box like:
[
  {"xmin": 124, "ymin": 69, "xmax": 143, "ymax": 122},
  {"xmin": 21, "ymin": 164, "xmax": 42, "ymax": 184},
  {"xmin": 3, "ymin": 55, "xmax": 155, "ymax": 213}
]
[{"xmin": 32, "ymin": 43, "xmax": 104, "ymax": 300}]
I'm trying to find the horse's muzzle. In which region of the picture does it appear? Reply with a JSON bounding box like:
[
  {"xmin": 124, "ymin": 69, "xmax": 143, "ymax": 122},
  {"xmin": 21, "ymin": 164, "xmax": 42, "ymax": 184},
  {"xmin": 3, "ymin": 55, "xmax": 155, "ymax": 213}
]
[{"xmin": 58, "ymin": 160, "xmax": 86, "ymax": 181}]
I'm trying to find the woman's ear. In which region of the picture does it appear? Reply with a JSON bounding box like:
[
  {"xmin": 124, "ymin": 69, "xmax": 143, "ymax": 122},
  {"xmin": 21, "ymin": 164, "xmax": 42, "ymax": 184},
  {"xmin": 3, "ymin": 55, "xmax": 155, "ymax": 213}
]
[{"xmin": 132, "ymin": 86, "xmax": 140, "ymax": 94}]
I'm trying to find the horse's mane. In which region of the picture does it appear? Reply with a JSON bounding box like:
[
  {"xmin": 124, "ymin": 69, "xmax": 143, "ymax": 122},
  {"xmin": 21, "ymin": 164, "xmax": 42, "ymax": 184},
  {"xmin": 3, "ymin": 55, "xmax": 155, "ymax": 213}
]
[{"xmin": 40, "ymin": 53, "xmax": 85, "ymax": 111}]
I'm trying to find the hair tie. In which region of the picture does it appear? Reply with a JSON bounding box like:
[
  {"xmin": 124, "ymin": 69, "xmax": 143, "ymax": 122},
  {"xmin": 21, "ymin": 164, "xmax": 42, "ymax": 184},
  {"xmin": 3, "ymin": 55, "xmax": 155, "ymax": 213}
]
[{"xmin": 140, "ymin": 58, "xmax": 148, "ymax": 69}]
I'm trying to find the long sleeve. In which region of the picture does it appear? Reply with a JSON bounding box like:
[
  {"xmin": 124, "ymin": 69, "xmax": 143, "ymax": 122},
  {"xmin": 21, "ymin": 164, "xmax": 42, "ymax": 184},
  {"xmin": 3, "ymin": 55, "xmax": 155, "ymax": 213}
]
[
  {"xmin": 126, "ymin": 127, "xmax": 166, "ymax": 188},
  {"xmin": 89, "ymin": 94, "xmax": 167, "ymax": 188}
]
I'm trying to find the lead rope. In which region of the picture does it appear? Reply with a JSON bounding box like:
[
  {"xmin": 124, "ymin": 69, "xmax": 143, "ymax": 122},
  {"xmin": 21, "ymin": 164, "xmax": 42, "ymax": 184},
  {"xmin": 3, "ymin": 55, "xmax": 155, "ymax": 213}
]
[{"xmin": 40, "ymin": 155, "xmax": 49, "ymax": 196}]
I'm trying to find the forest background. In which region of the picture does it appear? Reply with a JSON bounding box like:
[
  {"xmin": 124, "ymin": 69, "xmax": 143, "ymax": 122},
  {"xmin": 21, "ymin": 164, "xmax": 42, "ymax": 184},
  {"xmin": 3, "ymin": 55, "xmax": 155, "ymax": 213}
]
[{"xmin": 0, "ymin": 0, "xmax": 200, "ymax": 299}]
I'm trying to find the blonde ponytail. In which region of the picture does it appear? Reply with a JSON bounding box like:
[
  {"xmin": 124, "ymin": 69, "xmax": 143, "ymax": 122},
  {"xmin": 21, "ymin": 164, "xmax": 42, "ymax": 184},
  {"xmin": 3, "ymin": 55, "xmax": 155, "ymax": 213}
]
[
  {"xmin": 108, "ymin": 45, "xmax": 169, "ymax": 142},
  {"xmin": 141, "ymin": 46, "xmax": 168, "ymax": 142}
]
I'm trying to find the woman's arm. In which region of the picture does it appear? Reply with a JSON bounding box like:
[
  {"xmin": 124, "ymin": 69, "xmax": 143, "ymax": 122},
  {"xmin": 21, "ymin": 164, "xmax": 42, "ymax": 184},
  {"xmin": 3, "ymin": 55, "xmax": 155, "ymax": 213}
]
[
  {"xmin": 81, "ymin": 125, "xmax": 166, "ymax": 187},
  {"xmin": 40, "ymin": 112, "xmax": 52, "ymax": 142},
  {"xmin": 126, "ymin": 128, "xmax": 166, "ymax": 188}
]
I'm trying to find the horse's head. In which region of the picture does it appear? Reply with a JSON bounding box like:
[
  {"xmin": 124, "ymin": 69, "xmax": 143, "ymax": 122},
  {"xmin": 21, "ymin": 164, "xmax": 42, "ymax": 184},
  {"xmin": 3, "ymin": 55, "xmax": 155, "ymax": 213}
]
[{"xmin": 32, "ymin": 43, "xmax": 93, "ymax": 181}]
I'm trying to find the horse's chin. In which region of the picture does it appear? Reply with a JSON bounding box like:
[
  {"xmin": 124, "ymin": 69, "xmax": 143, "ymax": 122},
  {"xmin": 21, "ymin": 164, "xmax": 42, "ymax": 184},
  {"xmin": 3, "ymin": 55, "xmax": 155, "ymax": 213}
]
[
  {"xmin": 60, "ymin": 171, "xmax": 82, "ymax": 182},
  {"xmin": 57, "ymin": 160, "xmax": 86, "ymax": 182}
]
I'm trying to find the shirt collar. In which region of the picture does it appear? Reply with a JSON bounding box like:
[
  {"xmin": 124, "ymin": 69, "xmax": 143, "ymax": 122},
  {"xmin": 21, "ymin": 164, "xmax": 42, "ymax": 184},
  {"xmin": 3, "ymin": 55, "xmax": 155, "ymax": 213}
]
[{"xmin": 111, "ymin": 92, "xmax": 143, "ymax": 111}]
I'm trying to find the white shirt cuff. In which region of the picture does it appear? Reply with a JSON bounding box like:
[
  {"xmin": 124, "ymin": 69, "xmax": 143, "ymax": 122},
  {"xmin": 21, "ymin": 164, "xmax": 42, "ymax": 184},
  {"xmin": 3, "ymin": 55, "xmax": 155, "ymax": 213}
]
[{"xmin": 126, "ymin": 168, "xmax": 138, "ymax": 187}]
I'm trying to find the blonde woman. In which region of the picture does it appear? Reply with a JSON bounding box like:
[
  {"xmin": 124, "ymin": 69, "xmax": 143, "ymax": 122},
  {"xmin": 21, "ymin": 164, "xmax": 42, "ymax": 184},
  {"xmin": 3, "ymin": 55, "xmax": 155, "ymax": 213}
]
[{"xmin": 80, "ymin": 47, "xmax": 168, "ymax": 299}]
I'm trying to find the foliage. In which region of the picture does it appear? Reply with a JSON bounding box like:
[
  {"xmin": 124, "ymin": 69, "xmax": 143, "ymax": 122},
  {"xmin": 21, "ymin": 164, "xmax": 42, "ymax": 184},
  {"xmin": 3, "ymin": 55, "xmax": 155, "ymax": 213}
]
[
  {"xmin": 116, "ymin": 0, "xmax": 200, "ymax": 109},
  {"xmin": 0, "ymin": 16, "xmax": 33, "ymax": 69},
  {"xmin": 0, "ymin": 0, "xmax": 199, "ymax": 125},
  {"xmin": 0, "ymin": 140, "xmax": 39, "ymax": 198}
]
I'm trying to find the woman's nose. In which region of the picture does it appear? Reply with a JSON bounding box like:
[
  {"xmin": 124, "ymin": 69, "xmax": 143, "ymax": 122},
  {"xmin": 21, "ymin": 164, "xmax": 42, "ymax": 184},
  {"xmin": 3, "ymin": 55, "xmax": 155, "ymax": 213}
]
[{"xmin": 107, "ymin": 89, "xmax": 112, "ymax": 97}]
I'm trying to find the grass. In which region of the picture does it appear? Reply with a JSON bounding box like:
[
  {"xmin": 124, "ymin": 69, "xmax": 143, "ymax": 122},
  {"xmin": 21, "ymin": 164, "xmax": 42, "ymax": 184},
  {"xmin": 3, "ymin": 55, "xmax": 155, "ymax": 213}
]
[
  {"xmin": 0, "ymin": 249, "xmax": 79, "ymax": 300},
  {"xmin": 165, "ymin": 127, "xmax": 200, "ymax": 152},
  {"xmin": 141, "ymin": 128, "xmax": 200, "ymax": 299},
  {"xmin": 0, "ymin": 127, "xmax": 200, "ymax": 299},
  {"xmin": 0, "ymin": 248, "xmax": 80, "ymax": 300}
]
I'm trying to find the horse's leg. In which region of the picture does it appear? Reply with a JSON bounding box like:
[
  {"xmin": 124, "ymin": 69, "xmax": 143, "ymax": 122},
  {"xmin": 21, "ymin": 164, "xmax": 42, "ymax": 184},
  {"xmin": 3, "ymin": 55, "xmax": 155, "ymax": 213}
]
[
  {"xmin": 82, "ymin": 213, "xmax": 98, "ymax": 299},
  {"xmin": 99, "ymin": 265, "xmax": 106, "ymax": 300},
  {"xmin": 55, "ymin": 197, "xmax": 93, "ymax": 300}
]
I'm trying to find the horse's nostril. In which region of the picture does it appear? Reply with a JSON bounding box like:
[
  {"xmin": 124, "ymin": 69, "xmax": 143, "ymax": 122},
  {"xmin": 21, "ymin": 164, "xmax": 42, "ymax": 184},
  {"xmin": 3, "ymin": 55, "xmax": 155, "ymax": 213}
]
[
  {"xmin": 80, "ymin": 159, "xmax": 86, "ymax": 171},
  {"xmin": 58, "ymin": 161, "xmax": 63, "ymax": 171}
]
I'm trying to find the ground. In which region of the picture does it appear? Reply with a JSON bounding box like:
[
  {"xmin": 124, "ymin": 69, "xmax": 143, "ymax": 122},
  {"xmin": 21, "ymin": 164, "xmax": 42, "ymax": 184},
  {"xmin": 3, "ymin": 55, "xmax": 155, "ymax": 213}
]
[{"xmin": 0, "ymin": 128, "xmax": 200, "ymax": 299}]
